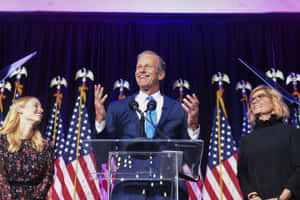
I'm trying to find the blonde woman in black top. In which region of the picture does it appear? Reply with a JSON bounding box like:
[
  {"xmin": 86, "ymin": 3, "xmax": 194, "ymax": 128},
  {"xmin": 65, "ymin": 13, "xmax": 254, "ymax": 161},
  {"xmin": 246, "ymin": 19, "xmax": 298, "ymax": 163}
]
[{"xmin": 238, "ymin": 85, "xmax": 300, "ymax": 200}]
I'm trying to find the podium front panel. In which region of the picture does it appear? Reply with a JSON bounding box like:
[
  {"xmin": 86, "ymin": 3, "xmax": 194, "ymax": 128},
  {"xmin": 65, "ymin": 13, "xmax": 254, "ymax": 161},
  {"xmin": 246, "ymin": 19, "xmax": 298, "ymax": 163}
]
[{"xmin": 85, "ymin": 139, "xmax": 204, "ymax": 200}]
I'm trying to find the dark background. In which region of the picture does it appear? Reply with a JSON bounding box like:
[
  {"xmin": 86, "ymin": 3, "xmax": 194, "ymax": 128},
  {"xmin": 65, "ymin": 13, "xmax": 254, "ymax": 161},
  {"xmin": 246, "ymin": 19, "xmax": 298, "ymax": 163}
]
[{"xmin": 0, "ymin": 12, "xmax": 300, "ymax": 172}]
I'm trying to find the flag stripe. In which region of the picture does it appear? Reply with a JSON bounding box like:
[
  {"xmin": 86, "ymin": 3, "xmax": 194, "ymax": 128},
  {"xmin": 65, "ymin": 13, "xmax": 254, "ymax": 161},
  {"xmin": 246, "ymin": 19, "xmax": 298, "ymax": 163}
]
[
  {"xmin": 221, "ymin": 159, "xmax": 243, "ymax": 199},
  {"xmin": 72, "ymin": 159, "xmax": 95, "ymax": 200},
  {"xmin": 55, "ymin": 158, "xmax": 73, "ymax": 199},
  {"xmin": 67, "ymin": 163, "xmax": 88, "ymax": 200},
  {"xmin": 51, "ymin": 177, "xmax": 61, "ymax": 200},
  {"xmin": 225, "ymin": 156, "xmax": 243, "ymax": 197},
  {"xmin": 231, "ymin": 154, "xmax": 238, "ymax": 174},
  {"xmin": 80, "ymin": 155, "xmax": 101, "ymax": 199},
  {"xmin": 204, "ymin": 169, "xmax": 220, "ymax": 200},
  {"xmin": 182, "ymin": 164, "xmax": 203, "ymax": 200},
  {"xmin": 211, "ymin": 167, "xmax": 232, "ymax": 200},
  {"xmin": 52, "ymin": 165, "xmax": 62, "ymax": 199},
  {"xmin": 203, "ymin": 168, "xmax": 218, "ymax": 200},
  {"xmin": 77, "ymin": 160, "xmax": 95, "ymax": 199}
]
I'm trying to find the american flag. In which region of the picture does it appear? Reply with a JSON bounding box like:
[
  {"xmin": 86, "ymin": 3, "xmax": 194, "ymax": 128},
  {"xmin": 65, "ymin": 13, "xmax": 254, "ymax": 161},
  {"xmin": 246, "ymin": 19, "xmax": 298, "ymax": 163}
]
[
  {"xmin": 63, "ymin": 93, "xmax": 101, "ymax": 200},
  {"xmin": 182, "ymin": 164, "xmax": 203, "ymax": 200},
  {"xmin": 45, "ymin": 101, "xmax": 73, "ymax": 199},
  {"xmin": 202, "ymin": 93, "xmax": 243, "ymax": 200},
  {"xmin": 240, "ymin": 98, "xmax": 252, "ymax": 140}
]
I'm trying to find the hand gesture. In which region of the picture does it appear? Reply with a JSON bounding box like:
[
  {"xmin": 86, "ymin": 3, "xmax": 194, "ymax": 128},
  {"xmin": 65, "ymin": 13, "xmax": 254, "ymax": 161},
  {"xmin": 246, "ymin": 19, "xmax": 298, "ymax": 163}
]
[
  {"xmin": 94, "ymin": 84, "xmax": 108, "ymax": 123},
  {"xmin": 182, "ymin": 93, "xmax": 200, "ymax": 131}
]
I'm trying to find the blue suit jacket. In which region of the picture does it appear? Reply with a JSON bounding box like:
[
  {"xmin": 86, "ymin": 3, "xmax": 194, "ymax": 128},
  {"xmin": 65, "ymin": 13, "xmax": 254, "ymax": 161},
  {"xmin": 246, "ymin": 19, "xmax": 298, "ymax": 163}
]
[{"xmin": 103, "ymin": 94, "xmax": 189, "ymax": 140}]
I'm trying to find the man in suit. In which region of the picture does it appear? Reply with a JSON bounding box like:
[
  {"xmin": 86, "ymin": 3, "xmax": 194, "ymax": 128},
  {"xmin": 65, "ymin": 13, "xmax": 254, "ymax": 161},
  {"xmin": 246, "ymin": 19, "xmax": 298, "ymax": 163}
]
[{"xmin": 94, "ymin": 50, "xmax": 200, "ymax": 199}]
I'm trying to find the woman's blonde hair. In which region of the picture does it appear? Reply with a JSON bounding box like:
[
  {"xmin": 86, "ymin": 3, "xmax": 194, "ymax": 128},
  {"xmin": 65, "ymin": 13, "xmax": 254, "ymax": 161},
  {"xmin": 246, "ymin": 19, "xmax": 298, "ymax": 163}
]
[
  {"xmin": 0, "ymin": 96, "xmax": 45, "ymax": 152},
  {"xmin": 247, "ymin": 85, "xmax": 290, "ymax": 125}
]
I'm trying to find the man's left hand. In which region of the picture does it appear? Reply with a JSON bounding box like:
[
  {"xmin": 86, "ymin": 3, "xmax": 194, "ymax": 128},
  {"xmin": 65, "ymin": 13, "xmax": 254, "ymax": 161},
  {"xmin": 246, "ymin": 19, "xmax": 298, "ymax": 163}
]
[{"xmin": 182, "ymin": 93, "xmax": 200, "ymax": 131}]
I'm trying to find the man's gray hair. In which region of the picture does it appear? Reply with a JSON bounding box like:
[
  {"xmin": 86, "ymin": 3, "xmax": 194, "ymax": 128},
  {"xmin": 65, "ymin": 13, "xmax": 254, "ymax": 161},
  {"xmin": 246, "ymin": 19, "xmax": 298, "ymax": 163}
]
[{"xmin": 137, "ymin": 50, "xmax": 166, "ymax": 72}]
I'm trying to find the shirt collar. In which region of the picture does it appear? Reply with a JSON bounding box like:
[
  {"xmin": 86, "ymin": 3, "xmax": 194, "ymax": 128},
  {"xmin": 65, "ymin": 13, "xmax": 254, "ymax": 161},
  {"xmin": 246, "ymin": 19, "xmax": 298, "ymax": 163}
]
[{"xmin": 136, "ymin": 90, "xmax": 162, "ymax": 102}]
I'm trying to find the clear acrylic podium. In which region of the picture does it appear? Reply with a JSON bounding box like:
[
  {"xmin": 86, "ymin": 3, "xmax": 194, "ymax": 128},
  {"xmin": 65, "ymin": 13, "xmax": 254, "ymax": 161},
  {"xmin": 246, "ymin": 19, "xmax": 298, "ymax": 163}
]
[{"xmin": 85, "ymin": 139, "xmax": 204, "ymax": 200}]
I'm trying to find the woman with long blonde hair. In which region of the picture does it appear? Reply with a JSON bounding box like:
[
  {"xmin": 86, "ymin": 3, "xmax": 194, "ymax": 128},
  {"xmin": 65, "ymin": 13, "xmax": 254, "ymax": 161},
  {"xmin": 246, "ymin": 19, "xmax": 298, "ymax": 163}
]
[
  {"xmin": 0, "ymin": 96, "xmax": 54, "ymax": 199},
  {"xmin": 238, "ymin": 85, "xmax": 300, "ymax": 200}
]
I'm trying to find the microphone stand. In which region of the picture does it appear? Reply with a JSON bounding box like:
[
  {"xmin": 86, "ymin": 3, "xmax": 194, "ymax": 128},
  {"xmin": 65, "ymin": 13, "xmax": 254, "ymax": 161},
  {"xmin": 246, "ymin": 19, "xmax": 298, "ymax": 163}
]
[
  {"xmin": 140, "ymin": 112, "xmax": 146, "ymax": 138},
  {"xmin": 128, "ymin": 100, "xmax": 146, "ymax": 138}
]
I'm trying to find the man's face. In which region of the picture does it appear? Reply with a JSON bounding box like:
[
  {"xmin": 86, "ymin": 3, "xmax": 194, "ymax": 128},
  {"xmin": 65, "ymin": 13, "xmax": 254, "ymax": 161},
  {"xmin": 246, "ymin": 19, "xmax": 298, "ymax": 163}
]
[{"xmin": 135, "ymin": 53, "xmax": 165, "ymax": 93}]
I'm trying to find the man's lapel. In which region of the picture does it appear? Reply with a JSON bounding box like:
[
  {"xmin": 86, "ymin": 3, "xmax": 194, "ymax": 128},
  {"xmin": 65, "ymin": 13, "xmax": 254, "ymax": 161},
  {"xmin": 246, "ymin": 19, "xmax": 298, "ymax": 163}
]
[{"xmin": 157, "ymin": 95, "xmax": 173, "ymax": 127}]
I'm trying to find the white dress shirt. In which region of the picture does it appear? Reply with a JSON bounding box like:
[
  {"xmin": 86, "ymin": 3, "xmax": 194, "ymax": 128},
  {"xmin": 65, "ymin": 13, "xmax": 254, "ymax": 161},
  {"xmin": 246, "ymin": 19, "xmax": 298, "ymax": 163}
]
[{"xmin": 95, "ymin": 91, "xmax": 200, "ymax": 139}]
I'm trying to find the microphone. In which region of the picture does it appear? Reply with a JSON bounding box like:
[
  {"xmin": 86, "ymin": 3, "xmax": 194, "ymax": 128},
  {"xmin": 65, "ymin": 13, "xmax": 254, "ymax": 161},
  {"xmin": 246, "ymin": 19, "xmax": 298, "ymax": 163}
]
[
  {"xmin": 146, "ymin": 99, "xmax": 156, "ymax": 111},
  {"xmin": 128, "ymin": 100, "xmax": 145, "ymax": 137},
  {"xmin": 129, "ymin": 100, "xmax": 140, "ymax": 113}
]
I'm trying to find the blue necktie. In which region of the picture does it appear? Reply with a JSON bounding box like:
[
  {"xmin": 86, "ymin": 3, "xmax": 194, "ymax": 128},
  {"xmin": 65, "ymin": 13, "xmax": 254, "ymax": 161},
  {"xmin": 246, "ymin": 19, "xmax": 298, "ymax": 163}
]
[{"xmin": 145, "ymin": 96, "xmax": 157, "ymax": 139}]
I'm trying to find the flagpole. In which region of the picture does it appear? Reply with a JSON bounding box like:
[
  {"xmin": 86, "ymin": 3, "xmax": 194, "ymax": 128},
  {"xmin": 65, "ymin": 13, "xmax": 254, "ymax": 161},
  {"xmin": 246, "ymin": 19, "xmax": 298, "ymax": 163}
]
[
  {"xmin": 0, "ymin": 94, "xmax": 5, "ymax": 114},
  {"xmin": 216, "ymin": 89, "xmax": 225, "ymax": 200},
  {"xmin": 217, "ymin": 89, "xmax": 230, "ymax": 200},
  {"xmin": 216, "ymin": 94, "xmax": 223, "ymax": 200},
  {"xmin": 73, "ymin": 86, "xmax": 88, "ymax": 200},
  {"xmin": 12, "ymin": 82, "xmax": 18, "ymax": 103},
  {"xmin": 48, "ymin": 96, "xmax": 57, "ymax": 199}
]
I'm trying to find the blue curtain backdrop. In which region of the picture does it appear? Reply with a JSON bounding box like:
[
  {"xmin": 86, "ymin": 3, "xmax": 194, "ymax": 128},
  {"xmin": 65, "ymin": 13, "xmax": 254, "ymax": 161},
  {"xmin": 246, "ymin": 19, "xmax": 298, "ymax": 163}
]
[{"xmin": 0, "ymin": 12, "xmax": 300, "ymax": 170}]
